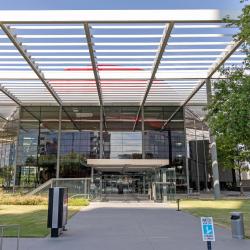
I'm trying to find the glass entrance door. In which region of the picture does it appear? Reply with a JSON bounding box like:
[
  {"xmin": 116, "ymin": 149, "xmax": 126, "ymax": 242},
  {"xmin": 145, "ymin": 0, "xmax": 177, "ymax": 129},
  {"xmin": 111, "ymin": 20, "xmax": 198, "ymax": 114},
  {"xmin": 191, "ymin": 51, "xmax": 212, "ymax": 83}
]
[
  {"xmin": 102, "ymin": 174, "xmax": 134, "ymax": 195},
  {"xmin": 101, "ymin": 173, "xmax": 149, "ymax": 196},
  {"xmin": 153, "ymin": 168, "xmax": 176, "ymax": 202}
]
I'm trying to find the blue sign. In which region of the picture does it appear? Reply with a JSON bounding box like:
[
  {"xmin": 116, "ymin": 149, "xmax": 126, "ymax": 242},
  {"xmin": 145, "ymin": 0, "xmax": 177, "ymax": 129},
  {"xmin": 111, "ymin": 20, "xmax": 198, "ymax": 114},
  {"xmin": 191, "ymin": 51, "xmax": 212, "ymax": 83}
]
[{"xmin": 201, "ymin": 217, "xmax": 215, "ymax": 242}]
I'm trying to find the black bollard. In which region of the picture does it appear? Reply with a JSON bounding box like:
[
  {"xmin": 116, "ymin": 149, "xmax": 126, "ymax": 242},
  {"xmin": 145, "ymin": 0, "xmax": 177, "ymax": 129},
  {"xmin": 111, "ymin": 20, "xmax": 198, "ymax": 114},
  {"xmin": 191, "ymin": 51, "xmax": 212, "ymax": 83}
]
[
  {"xmin": 176, "ymin": 198, "xmax": 181, "ymax": 211},
  {"xmin": 207, "ymin": 241, "xmax": 212, "ymax": 250}
]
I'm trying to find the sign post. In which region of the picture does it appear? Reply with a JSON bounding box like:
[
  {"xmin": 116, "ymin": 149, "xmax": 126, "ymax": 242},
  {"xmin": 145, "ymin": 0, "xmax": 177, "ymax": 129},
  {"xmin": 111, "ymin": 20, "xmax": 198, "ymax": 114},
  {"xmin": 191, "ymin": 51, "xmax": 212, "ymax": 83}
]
[{"xmin": 201, "ymin": 217, "xmax": 215, "ymax": 250}]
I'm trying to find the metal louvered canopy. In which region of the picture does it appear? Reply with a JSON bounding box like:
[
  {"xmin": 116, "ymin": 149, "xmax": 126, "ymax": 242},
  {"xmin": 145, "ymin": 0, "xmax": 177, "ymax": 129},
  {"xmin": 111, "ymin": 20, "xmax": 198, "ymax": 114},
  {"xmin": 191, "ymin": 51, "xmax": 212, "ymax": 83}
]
[{"xmin": 0, "ymin": 9, "xmax": 245, "ymax": 108}]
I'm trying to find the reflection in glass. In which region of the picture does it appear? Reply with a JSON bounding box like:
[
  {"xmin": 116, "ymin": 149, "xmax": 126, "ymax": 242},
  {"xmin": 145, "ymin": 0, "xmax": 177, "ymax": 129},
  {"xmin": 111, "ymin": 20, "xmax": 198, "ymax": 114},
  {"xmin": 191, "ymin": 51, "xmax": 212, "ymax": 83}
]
[
  {"xmin": 104, "ymin": 131, "xmax": 142, "ymax": 159},
  {"xmin": 15, "ymin": 105, "xmax": 187, "ymax": 191}
]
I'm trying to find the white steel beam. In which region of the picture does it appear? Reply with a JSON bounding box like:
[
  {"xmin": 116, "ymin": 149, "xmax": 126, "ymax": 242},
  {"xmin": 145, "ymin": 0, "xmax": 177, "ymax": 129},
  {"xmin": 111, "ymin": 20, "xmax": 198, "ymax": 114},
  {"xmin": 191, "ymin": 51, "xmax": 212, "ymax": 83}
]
[
  {"xmin": 0, "ymin": 70, "xmax": 229, "ymax": 80},
  {"xmin": 95, "ymin": 42, "xmax": 159, "ymax": 46},
  {"xmin": 0, "ymin": 25, "xmax": 83, "ymax": 130},
  {"xmin": 0, "ymin": 9, "xmax": 238, "ymax": 23},
  {"xmin": 133, "ymin": 22, "xmax": 174, "ymax": 131},
  {"xmin": 0, "ymin": 24, "xmax": 63, "ymax": 105},
  {"xmin": 0, "ymin": 84, "xmax": 22, "ymax": 105},
  {"xmin": 10, "ymin": 25, "xmax": 83, "ymax": 29},
  {"xmin": 0, "ymin": 84, "xmax": 46, "ymax": 123},
  {"xmin": 0, "ymin": 42, "xmax": 156, "ymax": 46},
  {"xmin": 7, "ymin": 60, "xmax": 236, "ymax": 65},
  {"xmin": 93, "ymin": 34, "xmax": 162, "ymax": 38},
  {"xmin": 0, "ymin": 113, "xmax": 8, "ymax": 121},
  {"xmin": 84, "ymin": 23, "xmax": 104, "ymax": 107},
  {"xmin": 92, "ymin": 25, "xmax": 165, "ymax": 29},
  {"xmin": 84, "ymin": 23, "xmax": 107, "ymax": 129},
  {"xmin": 21, "ymin": 42, "xmax": 88, "ymax": 46},
  {"xmin": 15, "ymin": 34, "xmax": 85, "ymax": 38},
  {"xmin": 160, "ymin": 39, "xmax": 244, "ymax": 130},
  {"xmin": 14, "ymin": 24, "xmax": 227, "ymax": 29}
]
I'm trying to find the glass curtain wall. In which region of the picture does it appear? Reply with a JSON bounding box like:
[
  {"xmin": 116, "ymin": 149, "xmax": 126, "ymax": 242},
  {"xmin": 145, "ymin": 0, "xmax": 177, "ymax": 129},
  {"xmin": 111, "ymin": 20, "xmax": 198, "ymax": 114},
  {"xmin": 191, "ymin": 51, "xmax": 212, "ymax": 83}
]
[
  {"xmin": 185, "ymin": 109, "xmax": 210, "ymax": 192},
  {"xmin": 144, "ymin": 106, "xmax": 186, "ymax": 191},
  {"xmin": 17, "ymin": 106, "xmax": 101, "ymax": 187},
  {"xmin": 185, "ymin": 106, "xmax": 234, "ymax": 192},
  {"xmin": 60, "ymin": 106, "xmax": 100, "ymax": 178},
  {"xmin": 0, "ymin": 108, "xmax": 18, "ymax": 188},
  {"xmin": 104, "ymin": 106, "xmax": 142, "ymax": 159},
  {"xmin": 17, "ymin": 107, "xmax": 59, "ymax": 187},
  {"xmin": 16, "ymin": 105, "xmax": 187, "ymax": 192},
  {"xmin": 185, "ymin": 106, "xmax": 213, "ymax": 192}
]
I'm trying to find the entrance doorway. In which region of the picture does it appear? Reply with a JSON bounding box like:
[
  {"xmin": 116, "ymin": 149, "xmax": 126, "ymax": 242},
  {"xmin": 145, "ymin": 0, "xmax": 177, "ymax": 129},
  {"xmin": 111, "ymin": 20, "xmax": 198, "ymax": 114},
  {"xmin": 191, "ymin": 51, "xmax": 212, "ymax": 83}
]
[
  {"xmin": 87, "ymin": 159, "xmax": 176, "ymax": 202},
  {"xmin": 94, "ymin": 172, "xmax": 151, "ymax": 202},
  {"xmin": 102, "ymin": 174, "xmax": 148, "ymax": 195}
]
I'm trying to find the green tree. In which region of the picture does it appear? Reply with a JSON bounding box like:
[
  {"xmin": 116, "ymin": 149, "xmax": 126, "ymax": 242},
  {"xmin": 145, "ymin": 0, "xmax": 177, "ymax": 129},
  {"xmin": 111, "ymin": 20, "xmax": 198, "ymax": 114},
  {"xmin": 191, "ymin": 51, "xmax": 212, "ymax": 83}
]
[
  {"xmin": 229, "ymin": 1, "xmax": 250, "ymax": 42},
  {"xmin": 207, "ymin": 69, "xmax": 250, "ymax": 147},
  {"xmin": 206, "ymin": 2, "xmax": 250, "ymax": 193}
]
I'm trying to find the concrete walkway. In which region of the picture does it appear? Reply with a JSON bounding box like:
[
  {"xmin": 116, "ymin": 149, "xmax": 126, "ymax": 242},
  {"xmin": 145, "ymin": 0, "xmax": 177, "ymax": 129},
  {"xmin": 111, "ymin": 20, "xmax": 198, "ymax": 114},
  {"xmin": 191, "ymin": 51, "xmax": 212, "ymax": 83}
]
[{"xmin": 3, "ymin": 202, "xmax": 250, "ymax": 250}]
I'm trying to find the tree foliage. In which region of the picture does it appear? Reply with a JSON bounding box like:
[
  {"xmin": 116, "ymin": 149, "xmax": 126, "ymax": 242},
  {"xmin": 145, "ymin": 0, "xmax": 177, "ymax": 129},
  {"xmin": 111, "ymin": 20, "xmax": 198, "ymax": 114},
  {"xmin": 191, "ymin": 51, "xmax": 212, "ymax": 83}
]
[
  {"xmin": 231, "ymin": 0, "xmax": 250, "ymax": 42},
  {"xmin": 206, "ymin": 2, "xmax": 250, "ymax": 169}
]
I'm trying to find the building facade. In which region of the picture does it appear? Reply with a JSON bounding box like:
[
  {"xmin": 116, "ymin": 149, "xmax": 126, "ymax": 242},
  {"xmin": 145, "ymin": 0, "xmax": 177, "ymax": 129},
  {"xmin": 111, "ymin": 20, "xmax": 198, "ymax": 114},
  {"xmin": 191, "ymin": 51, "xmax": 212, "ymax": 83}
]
[
  {"xmin": 0, "ymin": 9, "xmax": 244, "ymax": 197},
  {"xmin": 15, "ymin": 106, "xmax": 187, "ymax": 191}
]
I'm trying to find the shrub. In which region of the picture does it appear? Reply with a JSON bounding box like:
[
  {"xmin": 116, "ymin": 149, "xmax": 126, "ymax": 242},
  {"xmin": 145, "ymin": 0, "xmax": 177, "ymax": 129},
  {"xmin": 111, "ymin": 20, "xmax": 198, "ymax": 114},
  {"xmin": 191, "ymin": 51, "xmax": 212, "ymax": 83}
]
[
  {"xmin": 68, "ymin": 197, "xmax": 89, "ymax": 206},
  {"xmin": 0, "ymin": 194, "xmax": 47, "ymax": 205},
  {"xmin": 0, "ymin": 194, "xmax": 89, "ymax": 206}
]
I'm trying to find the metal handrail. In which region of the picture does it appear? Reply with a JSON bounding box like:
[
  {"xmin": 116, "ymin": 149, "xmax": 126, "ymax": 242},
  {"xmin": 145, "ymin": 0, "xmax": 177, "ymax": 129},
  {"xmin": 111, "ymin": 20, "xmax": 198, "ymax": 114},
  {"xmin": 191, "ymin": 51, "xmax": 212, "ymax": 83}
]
[
  {"xmin": 52, "ymin": 178, "xmax": 91, "ymax": 181},
  {"xmin": 27, "ymin": 177, "xmax": 92, "ymax": 196},
  {"xmin": 27, "ymin": 179, "xmax": 53, "ymax": 196},
  {"xmin": 0, "ymin": 224, "xmax": 20, "ymax": 250},
  {"xmin": 153, "ymin": 181, "xmax": 176, "ymax": 185}
]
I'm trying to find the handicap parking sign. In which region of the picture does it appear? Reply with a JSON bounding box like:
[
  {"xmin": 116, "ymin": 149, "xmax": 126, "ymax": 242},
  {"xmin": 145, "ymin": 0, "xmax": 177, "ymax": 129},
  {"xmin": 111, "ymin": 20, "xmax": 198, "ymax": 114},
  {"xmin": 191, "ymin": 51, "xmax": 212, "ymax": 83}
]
[{"xmin": 201, "ymin": 217, "xmax": 215, "ymax": 241}]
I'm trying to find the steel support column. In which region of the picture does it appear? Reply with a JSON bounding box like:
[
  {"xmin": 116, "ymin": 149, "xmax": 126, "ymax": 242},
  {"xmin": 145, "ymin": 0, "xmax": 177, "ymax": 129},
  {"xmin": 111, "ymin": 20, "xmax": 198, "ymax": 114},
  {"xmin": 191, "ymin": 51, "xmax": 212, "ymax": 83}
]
[
  {"xmin": 161, "ymin": 168, "xmax": 168, "ymax": 202},
  {"xmin": 168, "ymin": 130, "xmax": 172, "ymax": 165},
  {"xmin": 206, "ymin": 78, "xmax": 220, "ymax": 199},
  {"xmin": 12, "ymin": 106, "xmax": 20, "ymax": 192},
  {"xmin": 194, "ymin": 120, "xmax": 200, "ymax": 193},
  {"xmin": 0, "ymin": 141, "xmax": 3, "ymax": 170},
  {"xmin": 183, "ymin": 107, "xmax": 190, "ymax": 195},
  {"xmin": 56, "ymin": 106, "xmax": 62, "ymax": 179},
  {"xmin": 202, "ymin": 125, "xmax": 209, "ymax": 191},
  {"xmin": 141, "ymin": 106, "xmax": 145, "ymax": 159},
  {"xmin": 91, "ymin": 167, "xmax": 94, "ymax": 184},
  {"xmin": 143, "ymin": 172, "xmax": 146, "ymax": 194},
  {"xmin": 100, "ymin": 107, "xmax": 103, "ymax": 159}
]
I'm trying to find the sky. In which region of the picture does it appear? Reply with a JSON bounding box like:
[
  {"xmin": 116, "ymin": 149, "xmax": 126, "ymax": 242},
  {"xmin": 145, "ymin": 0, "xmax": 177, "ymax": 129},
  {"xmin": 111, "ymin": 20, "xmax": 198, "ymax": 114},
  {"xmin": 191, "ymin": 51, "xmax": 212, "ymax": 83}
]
[{"xmin": 0, "ymin": 0, "xmax": 245, "ymax": 10}]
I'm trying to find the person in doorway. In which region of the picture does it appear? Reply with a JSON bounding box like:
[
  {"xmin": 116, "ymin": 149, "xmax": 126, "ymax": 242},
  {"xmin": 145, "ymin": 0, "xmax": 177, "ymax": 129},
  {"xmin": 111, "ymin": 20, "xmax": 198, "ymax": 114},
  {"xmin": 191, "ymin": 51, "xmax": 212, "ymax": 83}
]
[{"xmin": 117, "ymin": 183, "xmax": 123, "ymax": 194}]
